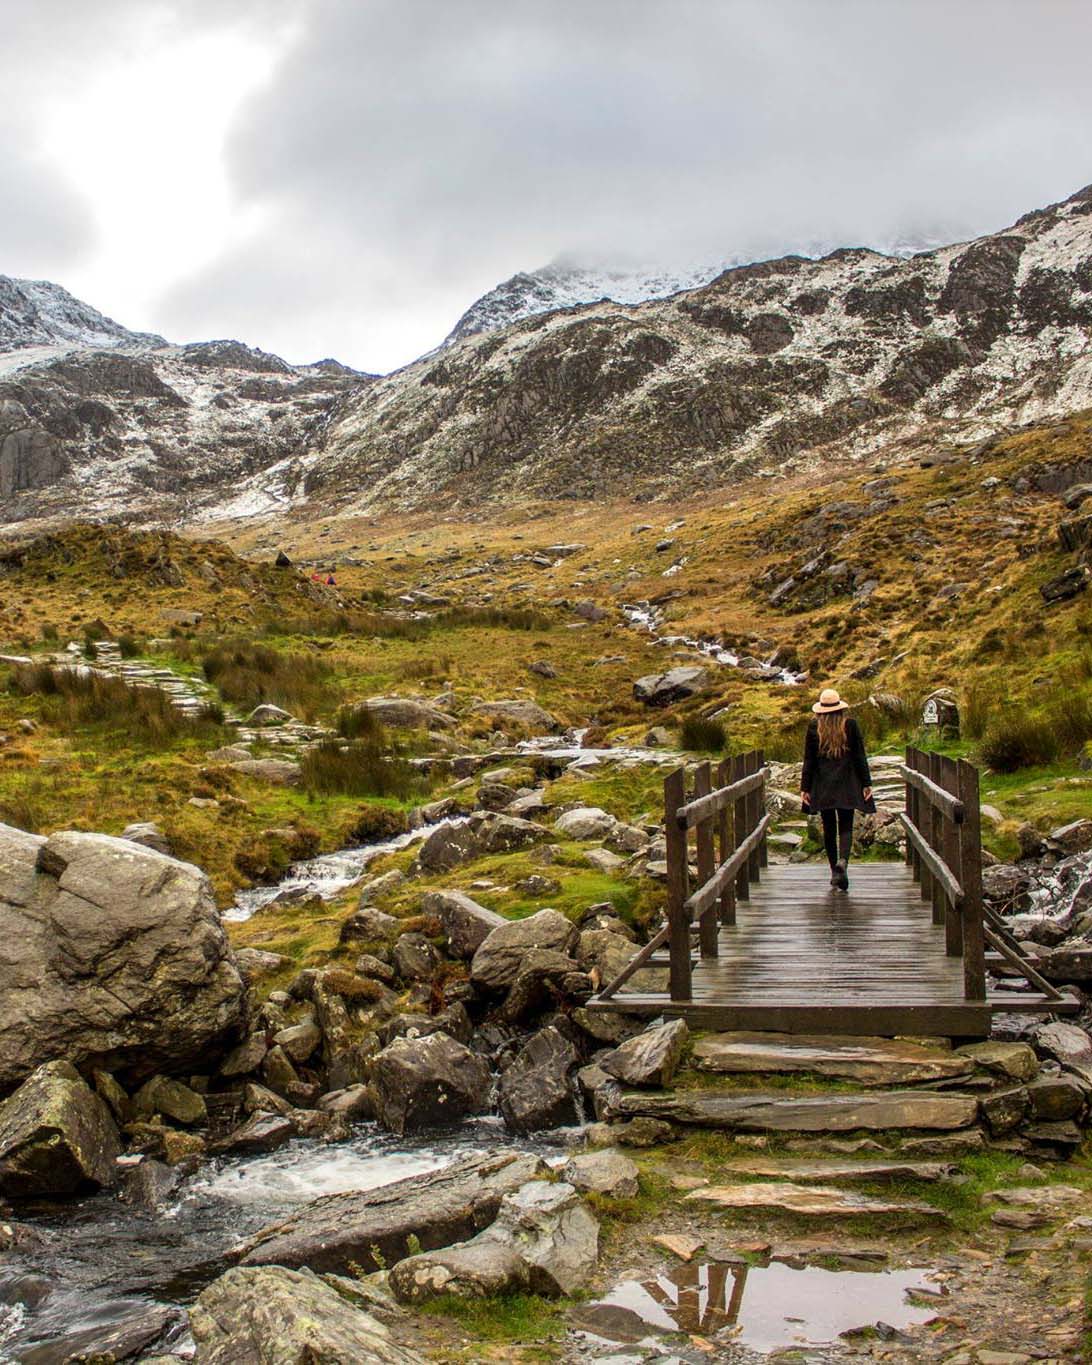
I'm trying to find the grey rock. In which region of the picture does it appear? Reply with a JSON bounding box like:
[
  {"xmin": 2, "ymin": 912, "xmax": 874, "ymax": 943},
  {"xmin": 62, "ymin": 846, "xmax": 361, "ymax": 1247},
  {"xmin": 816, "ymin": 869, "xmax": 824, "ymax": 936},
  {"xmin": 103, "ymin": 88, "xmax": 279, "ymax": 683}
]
[
  {"xmin": 602, "ymin": 1018, "xmax": 688, "ymax": 1088},
  {"xmin": 119, "ymin": 821, "xmax": 172, "ymax": 855},
  {"xmin": 273, "ymin": 1020, "xmax": 322, "ymax": 1065},
  {"xmin": 471, "ymin": 908, "xmax": 578, "ymax": 991},
  {"xmin": 392, "ymin": 932, "xmax": 441, "ymax": 982},
  {"xmin": 1026, "ymin": 1075, "xmax": 1085, "ymax": 1121},
  {"xmin": 423, "ymin": 889, "xmax": 507, "ymax": 959},
  {"xmin": 390, "ymin": 1179, "xmax": 598, "ymax": 1303},
  {"xmin": 562, "ymin": 1148, "xmax": 640, "ymax": 1198},
  {"xmin": 554, "ymin": 806, "xmax": 617, "ymax": 839},
  {"xmin": 190, "ymin": 1264, "xmax": 425, "ymax": 1364},
  {"xmin": 228, "ymin": 757, "xmax": 302, "ymax": 785},
  {"xmin": 233, "ymin": 948, "xmax": 289, "ymax": 983},
  {"xmin": 470, "ymin": 699, "xmax": 559, "ymax": 732},
  {"xmin": 247, "ymin": 704, "xmax": 294, "ymax": 726},
  {"xmin": 318, "ymin": 1084, "xmax": 376, "ymax": 1120},
  {"xmin": 340, "ymin": 907, "xmax": 402, "ymax": 942},
  {"xmin": 372, "ymin": 1032, "xmax": 491, "ymax": 1135},
  {"xmin": 633, "ymin": 666, "xmax": 709, "ymax": 706},
  {"xmin": 1032, "ymin": 1020, "xmax": 1092, "ymax": 1085},
  {"xmin": 0, "ymin": 825, "xmax": 244, "ymax": 1090},
  {"xmin": 360, "ymin": 696, "xmax": 458, "ymax": 729},
  {"xmin": 214, "ymin": 1111, "xmax": 296, "ymax": 1156},
  {"xmin": 470, "ymin": 811, "xmax": 550, "ymax": 854},
  {"xmin": 498, "ymin": 1025, "xmax": 581, "ymax": 1133},
  {"xmin": 0, "ymin": 1060, "xmax": 121, "ymax": 1197},
  {"xmin": 132, "ymin": 1075, "xmax": 207, "ymax": 1126},
  {"xmin": 239, "ymin": 1149, "xmax": 548, "ymax": 1273},
  {"xmin": 418, "ymin": 820, "xmax": 479, "ymax": 872}
]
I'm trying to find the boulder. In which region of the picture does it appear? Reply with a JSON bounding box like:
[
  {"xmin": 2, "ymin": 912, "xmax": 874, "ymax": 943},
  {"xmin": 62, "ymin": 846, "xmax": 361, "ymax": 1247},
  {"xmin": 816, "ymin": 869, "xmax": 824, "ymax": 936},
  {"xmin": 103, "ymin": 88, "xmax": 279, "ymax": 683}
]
[
  {"xmin": 471, "ymin": 812, "xmax": 549, "ymax": 854},
  {"xmin": 554, "ymin": 807, "xmax": 617, "ymax": 840},
  {"xmin": 1041, "ymin": 566, "xmax": 1090, "ymax": 604},
  {"xmin": 372, "ymin": 1032, "xmax": 491, "ymax": 1135},
  {"xmin": 686, "ymin": 1181, "xmax": 944, "ymax": 1222},
  {"xmin": 119, "ymin": 821, "xmax": 171, "ymax": 855},
  {"xmin": 0, "ymin": 1061, "xmax": 121, "ymax": 1197},
  {"xmin": 233, "ymin": 948, "xmax": 288, "ymax": 984},
  {"xmin": 190, "ymin": 1265, "xmax": 425, "ymax": 1364},
  {"xmin": 340, "ymin": 906, "xmax": 401, "ymax": 942},
  {"xmin": 318, "ymin": 1084, "xmax": 376, "ymax": 1121},
  {"xmin": 955, "ymin": 1042, "xmax": 1039, "ymax": 1082},
  {"xmin": 247, "ymin": 704, "xmax": 294, "ymax": 726},
  {"xmin": 602, "ymin": 1019, "xmax": 688, "ymax": 1088},
  {"xmin": 390, "ymin": 1180, "xmax": 598, "ymax": 1303},
  {"xmin": 633, "ymin": 667, "xmax": 709, "ymax": 706},
  {"xmin": 239, "ymin": 1150, "xmax": 548, "ymax": 1273},
  {"xmin": 213, "ymin": 1111, "xmax": 296, "ymax": 1156},
  {"xmin": 584, "ymin": 847, "xmax": 625, "ymax": 874},
  {"xmin": 1026, "ymin": 1075, "xmax": 1085, "ymax": 1121},
  {"xmin": 1049, "ymin": 819, "xmax": 1092, "ymax": 854},
  {"xmin": 392, "ymin": 932, "xmax": 441, "ymax": 982},
  {"xmin": 501, "ymin": 950, "xmax": 590, "ymax": 1023},
  {"xmin": 470, "ymin": 700, "xmax": 559, "ymax": 732},
  {"xmin": 228, "ymin": 758, "xmax": 301, "ymax": 785},
  {"xmin": 471, "ymin": 909, "xmax": 579, "ymax": 991},
  {"xmin": 498, "ymin": 1026, "xmax": 581, "ymax": 1133},
  {"xmin": 273, "ymin": 1020, "xmax": 322, "ymax": 1064},
  {"xmin": 422, "ymin": 889, "xmax": 506, "ymax": 959},
  {"xmin": 982, "ymin": 863, "xmax": 1035, "ymax": 913},
  {"xmin": 132, "ymin": 1075, "xmax": 208, "ymax": 1126},
  {"xmin": 1031, "ymin": 1021, "xmax": 1092, "ymax": 1086},
  {"xmin": 0, "ymin": 825, "xmax": 244, "ymax": 1089},
  {"xmin": 418, "ymin": 820, "xmax": 478, "ymax": 872},
  {"xmin": 562, "ymin": 1148, "xmax": 640, "ymax": 1198},
  {"xmin": 360, "ymin": 697, "xmax": 457, "ymax": 730}
]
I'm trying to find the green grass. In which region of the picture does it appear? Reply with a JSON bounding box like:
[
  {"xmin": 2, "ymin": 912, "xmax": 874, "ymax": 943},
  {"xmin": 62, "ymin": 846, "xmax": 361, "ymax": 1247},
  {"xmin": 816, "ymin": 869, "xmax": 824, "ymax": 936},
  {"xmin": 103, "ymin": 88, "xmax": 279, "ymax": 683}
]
[{"xmin": 424, "ymin": 1292, "xmax": 567, "ymax": 1347}]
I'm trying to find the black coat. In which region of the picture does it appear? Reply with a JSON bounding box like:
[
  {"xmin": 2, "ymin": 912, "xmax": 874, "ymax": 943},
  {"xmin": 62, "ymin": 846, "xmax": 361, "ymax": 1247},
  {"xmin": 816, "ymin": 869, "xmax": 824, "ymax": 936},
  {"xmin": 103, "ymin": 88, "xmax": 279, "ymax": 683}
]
[{"xmin": 801, "ymin": 716, "xmax": 875, "ymax": 813}]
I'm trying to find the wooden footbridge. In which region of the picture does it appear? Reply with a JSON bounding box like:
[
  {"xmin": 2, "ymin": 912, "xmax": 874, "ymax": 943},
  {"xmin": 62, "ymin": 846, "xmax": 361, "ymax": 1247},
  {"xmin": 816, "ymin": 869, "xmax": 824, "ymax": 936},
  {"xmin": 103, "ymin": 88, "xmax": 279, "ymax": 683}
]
[{"xmin": 588, "ymin": 747, "xmax": 1076, "ymax": 1038}]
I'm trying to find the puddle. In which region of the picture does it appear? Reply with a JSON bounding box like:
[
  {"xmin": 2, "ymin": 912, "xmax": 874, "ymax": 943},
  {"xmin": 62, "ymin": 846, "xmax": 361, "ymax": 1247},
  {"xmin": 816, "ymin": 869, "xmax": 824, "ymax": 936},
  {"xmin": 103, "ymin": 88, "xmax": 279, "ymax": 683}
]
[{"xmin": 574, "ymin": 1259, "xmax": 939, "ymax": 1353}]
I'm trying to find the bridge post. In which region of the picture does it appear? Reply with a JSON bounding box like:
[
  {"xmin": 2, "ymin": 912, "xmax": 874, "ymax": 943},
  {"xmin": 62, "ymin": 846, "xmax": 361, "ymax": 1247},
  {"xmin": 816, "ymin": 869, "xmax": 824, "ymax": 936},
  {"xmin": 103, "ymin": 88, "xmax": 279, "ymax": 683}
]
[
  {"xmin": 693, "ymin": 762, "xmax": 719, "ymax": 959},
  {"xmin": 732, "ymin": 753, "xmax": 750, "ymax": 902},
  {"xmin": 716, "ymin": 757, "xmax": 736, "ymax": 926},
  {"xmin": 957, "ymin": 759, "xmax": 987, "ymax": 1002},
  {"xmin": 746, "ymin": 751, "xmax": 762, "ymax": 885},
  {"xmin": 904, "ymin": 744, "xmax": 917, "ymax": 877},
  {"xmin": 939, "ymin": 755, "xmax": 963, "ymax": 957},
  {"xmin": 756, "ymin": 749, "xmax": 768, "ymax": 873},
  {"xmin": 664, "ymin": 766, "xmax": 692, "ymax": 1001},
  {"xmin": 927, "ymin": 752, "xmax": 945, "ymax": 925}
]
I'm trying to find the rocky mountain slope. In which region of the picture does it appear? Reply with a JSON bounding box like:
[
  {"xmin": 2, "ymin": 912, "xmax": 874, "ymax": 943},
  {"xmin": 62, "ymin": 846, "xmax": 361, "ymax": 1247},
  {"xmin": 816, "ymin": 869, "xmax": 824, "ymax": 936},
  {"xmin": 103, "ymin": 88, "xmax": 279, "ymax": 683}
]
[
  {"xmin": 2, "ymin": 185, "xmax": 1091, "ymax": 528},
  {"xmin": 0, "ymin": 275, "xmax": 164, "ymax": 355},
  {"xmin": 296, "ymin": 185, "xmax": 1092, "ymax": 513},
  {"xmin": 0, "ymin": 331, "xmax": 367, "ymax": 526}
]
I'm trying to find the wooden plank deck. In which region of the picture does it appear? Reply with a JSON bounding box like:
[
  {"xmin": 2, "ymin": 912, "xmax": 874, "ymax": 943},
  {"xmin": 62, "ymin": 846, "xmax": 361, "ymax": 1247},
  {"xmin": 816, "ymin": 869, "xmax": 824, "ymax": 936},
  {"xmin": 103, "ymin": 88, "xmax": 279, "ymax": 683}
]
[{"xmin": 588, "ymin": 862, "xmax": 995, "ymax": 1037}]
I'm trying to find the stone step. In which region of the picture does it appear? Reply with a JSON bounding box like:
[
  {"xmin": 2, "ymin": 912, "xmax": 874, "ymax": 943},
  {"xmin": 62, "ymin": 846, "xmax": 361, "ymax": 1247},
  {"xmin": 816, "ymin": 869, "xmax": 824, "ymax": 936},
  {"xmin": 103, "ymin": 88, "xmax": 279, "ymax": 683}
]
[
  {"xmin": 718, "ymin": 1157, "xmax": 956, "ymax": 1184},
  {"xmin": 606, "ymin": 1085, "xmax": 980, "ymax": 1133},
  {"xmin": 684, "ymin": 1181, "xmax": 947, "ymax": 1221},
  {"xmin": 691, "ymin": 1032, "xmax": 974, "ymax": 1086}
]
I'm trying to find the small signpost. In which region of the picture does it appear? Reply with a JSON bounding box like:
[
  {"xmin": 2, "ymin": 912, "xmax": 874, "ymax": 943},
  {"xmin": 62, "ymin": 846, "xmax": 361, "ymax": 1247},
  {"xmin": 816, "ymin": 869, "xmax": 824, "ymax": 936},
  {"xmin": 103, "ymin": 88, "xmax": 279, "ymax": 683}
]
[{"xmin": 922, "ymin": 689, "xmax": 960, "ymax": 740}]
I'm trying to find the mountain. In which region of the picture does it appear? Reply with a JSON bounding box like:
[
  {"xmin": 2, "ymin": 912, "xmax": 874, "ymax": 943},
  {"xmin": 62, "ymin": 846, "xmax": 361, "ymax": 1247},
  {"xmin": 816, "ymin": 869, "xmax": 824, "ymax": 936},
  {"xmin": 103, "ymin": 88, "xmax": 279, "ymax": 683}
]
[
  {"xmin": 440, "ymin": 231, "xmax": 958, "ymax": 346},
  {"xmin": 292, "ymin": 184, "xmax": 1092, "ymax": 512},
  {"xmin": 1, "ymin": 185, "xmax": 1091, "ymax": 529},
  {"xmin": 0, "ymin": 288, "xmax": 369, "ymax": 523},
  {"xmin": 0, "ymin": 275, "xmax": 164, "ymax": 355}
]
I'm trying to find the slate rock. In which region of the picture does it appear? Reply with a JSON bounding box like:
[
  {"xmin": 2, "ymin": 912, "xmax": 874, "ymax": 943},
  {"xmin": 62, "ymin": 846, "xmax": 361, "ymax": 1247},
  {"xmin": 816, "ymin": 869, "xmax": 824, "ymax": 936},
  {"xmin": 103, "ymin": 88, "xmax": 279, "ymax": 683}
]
[
  {"xmin": 633, "ymin": 667, "xmax": 709, "ymax": 706},
  {"xmin": 602, "ymin": 1019, "xmax": 688, "ymax": 1088},
  {"xmin": 1026, "ymin": 1074, "xmax": 1085, "ymax": 1121},
  {"xmin": 214, "ymin": 1111, "xmax": 296, "ymax": 1156},
  {"xmin": 956, "ymin": 1041, "xmax": 1039, "ymax": 1082},
  {"xmin": 190, "ymin": 1265, "xmax": 425, "ymax": 1364},
  {"xmin": 554, "ymin": 807, "xmax": 617, "ymax": 840},
  {"xmin": 132, "ymin": 1075, "xmax": 208, "ymax": 1126},
  {"xmin": 239, "ymin": 1150, "xmax": 548, "ymax": 1273},
  {"xmin": 692, "ymin": 1032, "xmax": 974, "ymax": 1087},
  {"xmin": 979, "ymin": 1086, "xmax": 1031, "ymax": 1136},
  {"xmin": 392, "ymin": 931, "xmax": 441, "ymax": 982},
  {"xmin": 418, "ymin": 820, "xmax": 479, "ymax": 872}
]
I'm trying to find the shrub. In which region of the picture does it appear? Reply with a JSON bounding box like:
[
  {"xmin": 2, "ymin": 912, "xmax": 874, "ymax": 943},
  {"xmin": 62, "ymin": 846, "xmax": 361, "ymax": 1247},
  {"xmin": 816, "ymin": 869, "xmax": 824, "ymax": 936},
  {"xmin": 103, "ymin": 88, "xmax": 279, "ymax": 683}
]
[
  {"xmin": 118, "ymin": 634, "xmax": 143, "ymax": 659},
  {"xmin": 337, "ymin": 704, "xmax": 382, "ymax": 740},
  {"xmin": 9, "ymin": 663, "xmax": 224, "ymax": 745},
  {"xmin": 301, "ymin": 738, "xmax": 424, "ymax": 799},
  {"xmin": 980, "ymin": 711, "xmax": 1060, "ymax": 772},
  {"xmin": 397, "ymin": 654, "xmax": 452, "ymax": 680},
  {"xmin": 680, "ymin": 715, "xmax": 726, "ymax": 752},
  {"xmin": 963, "ymin": 681, "xmax": 999, "ymax": 741},
  {"xmin": 202, "ymin": 641, "xmax": 332, "ymax": 719},
  {"xmin": 339, "ymin": 804, "xmax": 410, "ymax": 845}
]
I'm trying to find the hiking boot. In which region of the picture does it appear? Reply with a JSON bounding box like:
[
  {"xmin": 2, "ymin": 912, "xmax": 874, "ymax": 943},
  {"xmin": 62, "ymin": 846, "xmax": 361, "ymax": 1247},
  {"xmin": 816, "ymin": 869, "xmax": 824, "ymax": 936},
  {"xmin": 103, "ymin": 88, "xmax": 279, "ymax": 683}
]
[
  {"xmin": 829, "ymin": 866, "xmax": 840, "ymax": 888},
  {"xmin": 835, "ymin": 860, "xmax": 849, "ymax": 891}
]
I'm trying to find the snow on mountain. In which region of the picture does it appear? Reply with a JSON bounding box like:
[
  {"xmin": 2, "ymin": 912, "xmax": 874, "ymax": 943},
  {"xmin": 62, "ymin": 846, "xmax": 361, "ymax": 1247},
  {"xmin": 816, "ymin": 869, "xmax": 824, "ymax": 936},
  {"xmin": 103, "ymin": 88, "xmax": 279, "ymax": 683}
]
[
  {"xmin": 442, "ymin": 233, "xmax": 957, "ymax": 346},
  {"xmin": 0, "ymin": 275, "xmax": 164, "ymax": 357}
]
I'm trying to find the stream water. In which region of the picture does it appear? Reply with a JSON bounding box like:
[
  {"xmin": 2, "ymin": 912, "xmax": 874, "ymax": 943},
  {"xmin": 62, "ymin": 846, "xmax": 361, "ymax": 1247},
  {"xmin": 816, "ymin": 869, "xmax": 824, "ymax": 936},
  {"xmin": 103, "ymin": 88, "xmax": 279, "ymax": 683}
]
[
  {"xmin": 0, "ymin": 1120, "xmax": 544, "ymax": 1363},
  {"xmin": 622, "ymin": 603, "xmax": 804, "ymax": 686}
]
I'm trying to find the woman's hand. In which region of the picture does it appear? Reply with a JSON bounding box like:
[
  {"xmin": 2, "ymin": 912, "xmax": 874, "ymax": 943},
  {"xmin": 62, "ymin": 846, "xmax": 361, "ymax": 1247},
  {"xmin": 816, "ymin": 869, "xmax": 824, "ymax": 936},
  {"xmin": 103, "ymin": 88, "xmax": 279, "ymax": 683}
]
[
  {"xmin": 801, "ymin": 791, "xmax": 810, "ymax": 807},
  {"xmin": 862, "ymin": 787, "xmax": 872, "ymax": 800}
]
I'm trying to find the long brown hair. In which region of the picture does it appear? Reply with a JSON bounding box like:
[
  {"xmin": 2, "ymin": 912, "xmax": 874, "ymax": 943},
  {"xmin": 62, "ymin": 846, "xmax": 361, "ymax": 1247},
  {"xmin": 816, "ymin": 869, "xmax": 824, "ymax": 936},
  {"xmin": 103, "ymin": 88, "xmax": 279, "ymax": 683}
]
[{"xmin": 817, "ymin": 710, "xmax": 849, "ymax": 758}]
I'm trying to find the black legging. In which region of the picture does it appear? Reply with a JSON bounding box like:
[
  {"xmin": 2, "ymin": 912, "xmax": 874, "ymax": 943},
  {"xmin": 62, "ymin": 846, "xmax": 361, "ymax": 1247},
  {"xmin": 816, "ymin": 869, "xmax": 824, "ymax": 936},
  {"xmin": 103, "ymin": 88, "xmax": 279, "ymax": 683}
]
[{"xmin": 820, "ymin": 808, "xmax": 855, "ymax": 869}]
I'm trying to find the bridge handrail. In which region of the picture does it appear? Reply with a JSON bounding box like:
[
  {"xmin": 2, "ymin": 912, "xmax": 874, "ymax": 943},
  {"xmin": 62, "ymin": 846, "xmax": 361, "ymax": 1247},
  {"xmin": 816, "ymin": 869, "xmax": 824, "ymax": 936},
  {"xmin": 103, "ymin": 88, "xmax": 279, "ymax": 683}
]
[{"xmin": 903, "ymin": 746, "xmax": 986, "ymax": 1003}]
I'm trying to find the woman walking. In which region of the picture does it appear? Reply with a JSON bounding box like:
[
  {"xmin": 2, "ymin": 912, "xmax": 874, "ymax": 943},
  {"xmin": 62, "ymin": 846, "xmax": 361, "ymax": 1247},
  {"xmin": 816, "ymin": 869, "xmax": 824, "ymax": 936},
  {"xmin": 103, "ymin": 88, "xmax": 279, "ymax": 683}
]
[{"xmin": 801, "ymin": 689, "xmax": 875, "ymax": 891}]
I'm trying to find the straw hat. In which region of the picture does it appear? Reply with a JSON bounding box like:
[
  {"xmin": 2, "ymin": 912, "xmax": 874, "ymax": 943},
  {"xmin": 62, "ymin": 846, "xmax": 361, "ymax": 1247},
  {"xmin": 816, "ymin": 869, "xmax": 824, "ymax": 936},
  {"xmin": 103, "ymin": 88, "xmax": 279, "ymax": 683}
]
[{"xmin": 812, "ymin": 688, "xmax": 849, "ymax": 714}]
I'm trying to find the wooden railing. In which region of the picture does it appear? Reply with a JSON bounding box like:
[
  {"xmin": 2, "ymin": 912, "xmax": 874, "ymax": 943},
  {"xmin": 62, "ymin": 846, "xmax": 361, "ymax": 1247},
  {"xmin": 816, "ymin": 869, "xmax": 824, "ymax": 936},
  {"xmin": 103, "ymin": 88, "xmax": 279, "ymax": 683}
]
[
  {"xmin": 900, "ymin": 746, "xmax": 989, "ymax": 1002},
  {"xmin": 597, "ymin": 750, "xmax": 768, "ymax": 1004}
]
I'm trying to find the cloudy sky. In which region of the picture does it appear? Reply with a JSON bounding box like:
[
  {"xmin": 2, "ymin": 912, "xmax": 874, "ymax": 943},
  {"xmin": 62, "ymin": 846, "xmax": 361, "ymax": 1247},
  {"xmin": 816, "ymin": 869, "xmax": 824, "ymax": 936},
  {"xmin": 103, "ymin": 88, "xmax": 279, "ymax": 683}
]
[{"xmin": 3, "ymin": 0, "xmax": 1091, "ymax": 372}]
